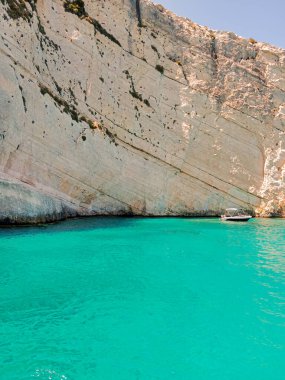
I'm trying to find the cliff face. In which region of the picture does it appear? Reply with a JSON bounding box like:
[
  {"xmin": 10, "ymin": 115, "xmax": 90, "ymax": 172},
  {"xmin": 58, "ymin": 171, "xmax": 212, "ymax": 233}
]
[{"xmin": 1, "ymin": 0, "xmax": 285, "ymax": 223}]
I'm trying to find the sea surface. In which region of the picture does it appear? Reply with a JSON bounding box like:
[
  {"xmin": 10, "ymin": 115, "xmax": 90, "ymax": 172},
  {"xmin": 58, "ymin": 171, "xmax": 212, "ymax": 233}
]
[{"xmin": 1, "ymin": 217, "xmax": 285, "ymax": 380}]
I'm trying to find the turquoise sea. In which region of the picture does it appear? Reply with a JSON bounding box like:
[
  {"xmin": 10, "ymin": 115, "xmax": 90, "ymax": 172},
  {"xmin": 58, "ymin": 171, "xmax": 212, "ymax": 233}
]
[{"xmin": 1, "ymin": 217, "xmax": 285, "ymax": 380}]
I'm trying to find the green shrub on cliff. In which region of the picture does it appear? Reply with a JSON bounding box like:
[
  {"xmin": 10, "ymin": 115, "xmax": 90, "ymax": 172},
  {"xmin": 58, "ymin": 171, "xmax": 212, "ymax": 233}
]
[
  {"xmin": 249, "ymin": 37, "xmax": 257, "ymax": 44},
  {"xmin": 63, "ymin": 0, "xmax": 86, "ymax": 17}
]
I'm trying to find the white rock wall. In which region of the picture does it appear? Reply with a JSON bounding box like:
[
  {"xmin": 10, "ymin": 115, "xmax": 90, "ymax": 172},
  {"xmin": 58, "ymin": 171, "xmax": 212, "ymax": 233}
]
[{"xmin": 0, "ymin": 0, "xmax": 285, "ymax": 222}]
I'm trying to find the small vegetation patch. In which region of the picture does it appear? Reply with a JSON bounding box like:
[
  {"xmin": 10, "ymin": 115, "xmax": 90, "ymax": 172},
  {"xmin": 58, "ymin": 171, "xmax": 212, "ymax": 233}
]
[
  {"xmin": 38, "ymin": 83, "xmax": 118, "ymax": 144},
  {"xmin": 123, "ymin": 70, "xmax": 150, "ymax": 107},
  {"xmin": 1, "ymin": 0, "xmax": 35, "ymax": 21},
  {"xmin": 62, "ymin": 0, "xmax": 121, "ymax": 47},
  {"xmin": 40, "ymin": 84, "xmax": 79, "ymax": 122},
  {"xmin": 167, "ymin": 55, "xmax": 182, "ymax": 66},
  {"xmin": 144, "ymin": 99, "xmax": 150, "ymax": 107},
  {"xmin": 80, "ymin": 115, "xmax": 96, "ymax": 129},
  {"xmin": 210, "ymin": 37, "xmax": 217, "ymax": 60},
  {"xmin": 151, "ymin": 45, "xmax": 158, "ymax": 53},
  {"xmin": 130, "ymin": 89, "xmax": 143, "ymax": 102},
  {"xmin": 155, "ymin": 64, "xmax": 164, "ymax": 74},
  {"xmin": 92, "ymin": 18, "xmax": 121, "ymax": 47},
  {"xmin": 249, "ymin": 37, "xmax": 257, "ymax": 45},
  {"xmin": 63, "ymin": 0, "xmax": 86, "ymax": 17}
]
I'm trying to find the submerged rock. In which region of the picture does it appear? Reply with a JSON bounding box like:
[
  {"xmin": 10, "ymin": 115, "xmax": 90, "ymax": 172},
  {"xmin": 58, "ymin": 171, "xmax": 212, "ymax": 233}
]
[{"xmin": 0, "ymin": 0, "xmax": 285, "ymax": 223}]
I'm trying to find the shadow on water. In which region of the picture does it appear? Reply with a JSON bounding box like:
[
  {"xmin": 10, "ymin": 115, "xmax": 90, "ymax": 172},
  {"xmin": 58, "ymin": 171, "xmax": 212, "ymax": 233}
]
[
  {"xmin": 1, "ymin": 215, "xmax": 285, "ymax": 238},
  {"xmin": 0, "ymin": 215, "xmax": 238, "ymax": 238},
  {"xmin": 0, "ymin": 216, "xmax": 147, "ymax": 238}
]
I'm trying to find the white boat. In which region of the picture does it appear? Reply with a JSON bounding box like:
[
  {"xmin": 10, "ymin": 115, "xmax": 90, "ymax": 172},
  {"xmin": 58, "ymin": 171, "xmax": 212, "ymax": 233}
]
[{"xmin": 221, "ymin": 208, "xmax": 252, "ymax": 222}]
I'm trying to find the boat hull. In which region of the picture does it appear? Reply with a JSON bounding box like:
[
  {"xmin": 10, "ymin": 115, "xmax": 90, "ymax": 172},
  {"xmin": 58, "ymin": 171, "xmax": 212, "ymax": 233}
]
[{"xmin": 221, "ymin": 216, "xmax": 252, "ymax": 222}]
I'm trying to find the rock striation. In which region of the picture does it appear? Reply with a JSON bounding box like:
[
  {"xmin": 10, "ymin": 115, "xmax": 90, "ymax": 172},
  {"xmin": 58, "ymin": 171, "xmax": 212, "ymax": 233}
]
[{"xmin": 1, "ymin": 0, "xmax": 285, "ymax": 223}]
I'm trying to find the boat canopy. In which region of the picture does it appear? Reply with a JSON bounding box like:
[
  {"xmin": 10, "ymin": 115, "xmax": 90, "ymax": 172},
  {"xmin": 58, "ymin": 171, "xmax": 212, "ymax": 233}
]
[{"xmin": 224, "ymin": 208, "xmax": 241, "ymax": 216}]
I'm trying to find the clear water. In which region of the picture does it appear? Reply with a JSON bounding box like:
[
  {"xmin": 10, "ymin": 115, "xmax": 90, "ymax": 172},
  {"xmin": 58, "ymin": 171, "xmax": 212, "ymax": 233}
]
[{"xmin": 1, "ymin": 217, "xmax": 285, "ymax": 380}]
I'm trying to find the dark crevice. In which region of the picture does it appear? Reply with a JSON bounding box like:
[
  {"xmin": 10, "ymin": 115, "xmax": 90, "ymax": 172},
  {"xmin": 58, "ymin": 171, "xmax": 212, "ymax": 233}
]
[
  {"xmin": 11, "ymin": 66, "xmax": 27, "ymax": 112},
  {"xmin": 181, "ymin": 66, "xmax": 188, "ymax": 83},
  {"xmin": 18, "ymin": 84, "xmax": 27, "ymax": 112},
  {"xmin": 63, "ymin": 0, "xmax": 121, "ymax": 47},
  {"xmin": 39, "ymin": 83, "xmax": 112, "ymax": 135},
  {"xmin": 151, "ymin": 45, "xmax": 160, "ymax": 58},
  {"xmin": 209, "ymin": 33, "xmax": 218, "ymax": 76},
  {"xmin": 123, "ymin": 70, "xmax": 150, "ymax": 107},
  {"xmin": 1, "ymin": 0, "xmax": 36, "ymax": 21},
  {"xmin": 209, "ymin": 34, "xmax": 218, "ymax": 60},
  {"xmin": 40, "ymin": 83, "xmax": 80, "ymax": 122},
  {"xmin": 92, "ymin": 18, "xmax": 121, "ymax": 47},
  {"xmin": 136, "ymin": 0, "xmax": 142, "ymax": 27}
]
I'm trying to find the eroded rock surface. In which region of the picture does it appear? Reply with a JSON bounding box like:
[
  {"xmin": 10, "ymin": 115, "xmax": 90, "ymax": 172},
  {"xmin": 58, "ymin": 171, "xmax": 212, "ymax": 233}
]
[{"xmin": 1, "ymin": 0, "xmax": 285, "ymax": 223}]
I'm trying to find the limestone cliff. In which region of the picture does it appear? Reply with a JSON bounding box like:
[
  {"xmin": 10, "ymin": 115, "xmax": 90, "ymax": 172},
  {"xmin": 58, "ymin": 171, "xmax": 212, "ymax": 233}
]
[{"xmin": 1, "ymin": 0, "xmax": 285, "ymax": 223}]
